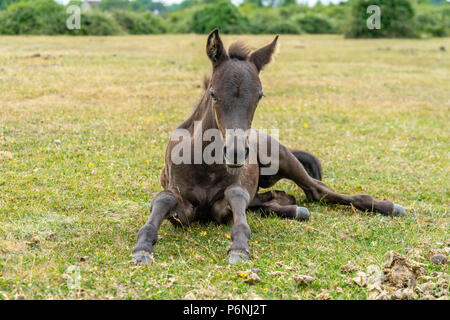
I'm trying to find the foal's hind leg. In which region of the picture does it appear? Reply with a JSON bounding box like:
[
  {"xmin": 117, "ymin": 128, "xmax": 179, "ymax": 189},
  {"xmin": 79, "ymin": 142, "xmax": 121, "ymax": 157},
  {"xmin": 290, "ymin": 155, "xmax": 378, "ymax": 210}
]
[
  {"xmin": 290, "ymin": 149, "xmax": 322, "ymax": 181},
  {"xmin": 249, "ymin": 191, "xmax": 310, "ymax": 221},
  {"xmin": 280, "ymin": 147, "xmax": 405, "ymax": 215},
  {"xmin": 258, "ymin": 134, "xmax": 405, "ymax": 216}
]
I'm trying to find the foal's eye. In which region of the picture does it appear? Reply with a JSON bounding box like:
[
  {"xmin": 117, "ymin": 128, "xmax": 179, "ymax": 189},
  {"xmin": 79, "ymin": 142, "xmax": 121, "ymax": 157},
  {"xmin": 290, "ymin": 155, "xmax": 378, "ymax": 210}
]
[
  {"xmin": 209, "ymin": 89, "xmax": 217, "ymax": 101},
  {"xmin": 258, "ymin": 92, "xmax": 265, "ymax": 101}
]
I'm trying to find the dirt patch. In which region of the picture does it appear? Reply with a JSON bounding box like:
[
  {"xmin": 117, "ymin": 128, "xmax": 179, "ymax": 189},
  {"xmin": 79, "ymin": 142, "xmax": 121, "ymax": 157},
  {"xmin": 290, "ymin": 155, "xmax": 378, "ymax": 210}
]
[
  {"xmin": 1, "ymin": 240, "xmax": 27, "ymax": 253},
  {"xmin": 316, "ymin": 290, "xmax": 332, "ymax": 300},
  {"xmin": 341, "ymin": 260, "xmax": 359, "ymax": 273},
  {"xmin": 184, "ymin": 286, "xmax": 237, "ymax": 300},
  {"xmin": 0, "ymin": 151, "xmax": 13, "ymax": 160},
  {"xmin": 350, "ymin": 250, "xmax": 449, "ymax": 300},
  {"xmin": 293, "ymin": 275, "xmax": 315, "ymax": 286},
  {"xmin": 383, "ymin": 251, "xmax": 426, "ymax": 288},
  {"xmin": 237, "ymin": 270, "xmax": 261, "ymax": 285}
]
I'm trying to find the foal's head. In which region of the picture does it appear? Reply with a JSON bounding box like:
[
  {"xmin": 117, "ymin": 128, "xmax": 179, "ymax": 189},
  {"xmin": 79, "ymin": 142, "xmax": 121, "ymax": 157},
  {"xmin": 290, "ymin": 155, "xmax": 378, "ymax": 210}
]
[{"xmin": 205, "ymin": 29, "xmax": 279, "ymax": 169}]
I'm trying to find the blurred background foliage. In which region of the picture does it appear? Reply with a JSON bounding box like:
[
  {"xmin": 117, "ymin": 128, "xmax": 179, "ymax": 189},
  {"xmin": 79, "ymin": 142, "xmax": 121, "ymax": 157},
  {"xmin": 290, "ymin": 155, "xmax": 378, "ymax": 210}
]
[{"xmin": 0, "ymin": 0, "xmax": 448, "ymax": 37}]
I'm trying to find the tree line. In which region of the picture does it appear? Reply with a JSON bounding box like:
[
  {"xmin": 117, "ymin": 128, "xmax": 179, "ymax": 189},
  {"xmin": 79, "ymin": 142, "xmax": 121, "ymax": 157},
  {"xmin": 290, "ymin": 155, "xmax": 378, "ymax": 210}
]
[{"xmin": 0, "ymin": 0, "xmax": 448, "ymax": 37}]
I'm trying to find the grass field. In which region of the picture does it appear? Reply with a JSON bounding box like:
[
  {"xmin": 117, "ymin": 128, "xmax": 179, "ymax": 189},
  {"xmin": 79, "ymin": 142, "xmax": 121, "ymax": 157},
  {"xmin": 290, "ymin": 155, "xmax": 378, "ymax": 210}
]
[{"xmin": 0, "ymin": 35, "xmax": 449, "ymax": 300}]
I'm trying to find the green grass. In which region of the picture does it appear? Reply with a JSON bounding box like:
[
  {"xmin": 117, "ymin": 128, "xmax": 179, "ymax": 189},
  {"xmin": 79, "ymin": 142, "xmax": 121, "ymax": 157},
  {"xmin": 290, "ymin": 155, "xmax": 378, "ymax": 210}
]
[{"xmin": 0, "ymin": 35, "xmax": 448, "ymax": 300}]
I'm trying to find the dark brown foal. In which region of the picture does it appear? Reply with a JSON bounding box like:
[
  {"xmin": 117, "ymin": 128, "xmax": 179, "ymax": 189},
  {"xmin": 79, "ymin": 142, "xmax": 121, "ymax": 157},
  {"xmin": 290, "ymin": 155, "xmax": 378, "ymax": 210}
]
[{"xmin": 131, "ymin": 29, "xmax": 405, "ymax": 266}]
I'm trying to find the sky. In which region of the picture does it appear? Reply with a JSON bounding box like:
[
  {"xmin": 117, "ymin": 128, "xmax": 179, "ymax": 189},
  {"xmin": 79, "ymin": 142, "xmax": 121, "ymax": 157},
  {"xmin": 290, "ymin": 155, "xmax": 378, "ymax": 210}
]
[{"xmin": 56, "ymin": 0, "xmax": 346, "ymax": 7}]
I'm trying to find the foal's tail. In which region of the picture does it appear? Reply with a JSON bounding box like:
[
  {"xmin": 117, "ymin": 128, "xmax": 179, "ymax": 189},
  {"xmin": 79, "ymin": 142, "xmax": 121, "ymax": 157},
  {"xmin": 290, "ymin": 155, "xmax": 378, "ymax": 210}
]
[{"xmin": 290, "ymin": 150, "xmax": 322, "ymax": 181}]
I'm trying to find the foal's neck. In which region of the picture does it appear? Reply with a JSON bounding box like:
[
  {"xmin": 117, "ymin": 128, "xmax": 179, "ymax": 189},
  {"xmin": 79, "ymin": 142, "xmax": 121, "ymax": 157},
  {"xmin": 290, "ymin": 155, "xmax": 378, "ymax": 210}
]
[{"xmin": 187, "ymin": 93, "xmax": 218, "ymax": 132}]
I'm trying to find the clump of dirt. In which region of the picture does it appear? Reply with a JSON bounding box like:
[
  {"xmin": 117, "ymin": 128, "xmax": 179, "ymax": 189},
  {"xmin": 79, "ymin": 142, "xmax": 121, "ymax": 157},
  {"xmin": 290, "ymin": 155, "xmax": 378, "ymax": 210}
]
[
  {"xmin": 430, "ymin": 254, "xmax": 447, "ymax": 265},
  {"xmin": 25, "ymin": 53, "xmax": 54, "ymax": 60},
  {"xmin": 350, "ymin": 249, "xmax": 449, "ymax": 300},
  {"xmin": 351, "ymin": 271, "xmax": 367, "ymax": 287},
  {"xmin": 184, "ymin": 287, "xmax": 237, "ymax": 300},
  {"xmin": 383, "ymin": 251, "xmax": 426, "ymax": 288},
  {"xmin": 293, "ymin": 275, "xmax": 315, "ymax": 286},
  {"xmin": 341, "ymin": 261, "xmax": 359, "ymax": 273},
  {"xmin": 316, "ymin": 290, "xmax": 332, "ymax": 300},
  {"xmin": 0, "ymin": 151, "xmax": 13, "ymax": 160},
  {"xmin": 238, "ymin": 270, "xmax": 261, "ymax": 285},
  {"xmin": 427, "ymin": 249, "xmax": 448, "ymax": 265}
]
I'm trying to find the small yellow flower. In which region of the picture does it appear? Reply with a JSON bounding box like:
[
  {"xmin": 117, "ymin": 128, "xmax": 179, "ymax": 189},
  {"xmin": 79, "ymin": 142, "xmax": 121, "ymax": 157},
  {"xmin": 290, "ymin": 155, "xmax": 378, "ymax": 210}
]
[
  {"xmin": 88, "ymin": 163, "xmax": 95, "ymax": 167},
  {"xmin": 303, "ymin": 123, "xmax": 309, "ymax": 128},
  {"xmin": 210, "ymin": 259, "xmax": 213, "ymax": 263},
  {"xmin": 225, "ymin": 234, "xmax": 231, "ymax": 239},
  {"xmin": 200, "ymin": 231, "xmax": 207, "ymax": 237},
  {"xmin": 264, "ymin": 288, "xmax": 268, "ymax": 291},
  {"xmin": 240, "ymin": 272, "xmax": 248, "ymax": 278}
]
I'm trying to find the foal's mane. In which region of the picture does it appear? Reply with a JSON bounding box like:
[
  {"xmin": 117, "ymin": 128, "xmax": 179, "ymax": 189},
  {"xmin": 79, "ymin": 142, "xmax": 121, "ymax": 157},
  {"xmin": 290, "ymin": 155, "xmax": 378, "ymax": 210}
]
[{"xmin": 228, "ymin": 41, "xmax": 251, "ymax": 61}]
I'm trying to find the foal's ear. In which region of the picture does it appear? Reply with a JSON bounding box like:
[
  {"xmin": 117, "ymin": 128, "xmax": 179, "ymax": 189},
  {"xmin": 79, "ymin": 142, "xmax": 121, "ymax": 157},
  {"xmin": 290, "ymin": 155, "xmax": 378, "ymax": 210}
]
[
  {"xmin": 206, "ymin": 28, "xmax": 228, "ymax": 67},
  {"xmin": 250, "ymin": 35, "xmax": 279, "ymax": 72}
]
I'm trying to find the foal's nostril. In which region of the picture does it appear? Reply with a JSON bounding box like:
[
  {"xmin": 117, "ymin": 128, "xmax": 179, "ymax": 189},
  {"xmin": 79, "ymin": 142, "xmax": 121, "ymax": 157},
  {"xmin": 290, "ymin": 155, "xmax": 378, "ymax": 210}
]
[{"xmin": 223, "ymin": 145, "xmax": 247, "ymax": 167}]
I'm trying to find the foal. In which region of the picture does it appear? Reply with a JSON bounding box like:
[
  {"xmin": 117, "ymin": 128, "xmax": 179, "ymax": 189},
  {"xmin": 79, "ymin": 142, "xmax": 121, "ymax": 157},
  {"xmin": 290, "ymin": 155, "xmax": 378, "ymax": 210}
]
[{"xmin": 132, "ymin": 29, "xmax": 406, "ymax": 265}]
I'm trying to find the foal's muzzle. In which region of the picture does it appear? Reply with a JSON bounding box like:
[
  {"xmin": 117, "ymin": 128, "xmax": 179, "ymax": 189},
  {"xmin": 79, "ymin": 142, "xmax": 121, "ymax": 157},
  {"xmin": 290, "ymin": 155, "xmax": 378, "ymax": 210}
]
[{"xmin": 223, "ymin": 145, "xmax": 250, "ymax": 168}]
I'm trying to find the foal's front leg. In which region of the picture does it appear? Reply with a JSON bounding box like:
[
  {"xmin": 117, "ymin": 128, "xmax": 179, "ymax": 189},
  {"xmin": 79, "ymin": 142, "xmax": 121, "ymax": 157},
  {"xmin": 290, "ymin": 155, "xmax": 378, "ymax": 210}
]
[
  {"xmin": 224, "ymin": 186, "xmax": 252, "ymax": 264},
  {"xmin": 131, "ymin": 190, "xmax": 178, "ymax": 265}
]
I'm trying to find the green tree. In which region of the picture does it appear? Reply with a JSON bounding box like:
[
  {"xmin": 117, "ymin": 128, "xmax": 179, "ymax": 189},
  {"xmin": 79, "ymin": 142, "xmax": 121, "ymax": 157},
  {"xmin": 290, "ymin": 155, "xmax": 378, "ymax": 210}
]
[
  {"xmin": 241, "ymin": 0, "xmax": 265, "ymax": 7},
  {"xmin": 129, "ymin": 0, "xmax": 167, "ymax": 15},
  {"xmin": 190, "ymin": 0, "xmax": 249, "ymax": 34},
  {"xmin": 0, "ymin": 0, "xmax": 67, "ymax": 35},
  {"xmin": 113, "ymin": 10, "xmax": 166, "ymax": 34},
  {"xmin": 346, "ymin": 0, "xmax": 416, "ymax": 38},
  {"xmin": 292, "ymin": 13, "xmax": 336, "ymax": 34},
  {"xmin": 99, "ymin": 0, "xmax": 130, "ymax": 11},
  {"xmin": 245, "ymin": 7, "xmax": 303, "ymax": 34},
  {"xmin": 281, "ymin": 0, "xmax": 297, "ymax": 6},
  {"xmin": 414, "ymin": 1, "xmax": 450, "ymax": 37},
  {"xmin": 0, "ymin": 0, "xmax": 20, "ymax": 9}
]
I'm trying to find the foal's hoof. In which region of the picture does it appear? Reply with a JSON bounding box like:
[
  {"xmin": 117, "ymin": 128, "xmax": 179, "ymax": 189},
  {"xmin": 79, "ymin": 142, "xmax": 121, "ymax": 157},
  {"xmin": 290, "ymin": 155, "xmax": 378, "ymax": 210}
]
[
  {"xmin": 295, "ymin": 206, "xmax": 310, "ymax": 221},
  {"xmin": 228, "ymin": 250, "xmax": 250, "ymax": 264},
  {"xmin": 131, "ymin": 250, "xmax": 153, "ymax": 265},
  {"xmin": 392, "ymin": 204, "xmax": 406, "ymax": 216}
]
